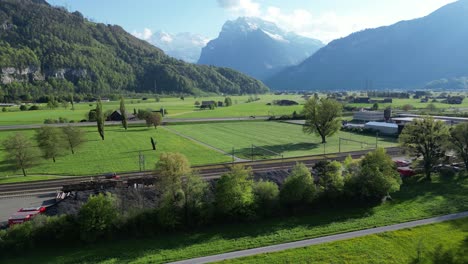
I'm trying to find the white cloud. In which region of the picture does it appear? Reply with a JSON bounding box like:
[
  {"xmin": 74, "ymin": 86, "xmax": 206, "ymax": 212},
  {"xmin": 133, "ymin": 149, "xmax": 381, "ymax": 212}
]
[
  {"xmin": 132, "ymin": 28, "xmax": 153, "ymax": 41},
  {"xmin": 217, "ymin": 0, "xmax": 261, "ymax": 17},
  {"xmin": 218, "ymin": 0, "xmax": 458, "ymax": 43}
]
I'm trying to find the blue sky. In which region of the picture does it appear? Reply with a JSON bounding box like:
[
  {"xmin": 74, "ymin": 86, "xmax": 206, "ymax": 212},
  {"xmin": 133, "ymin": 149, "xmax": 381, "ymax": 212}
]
[{"xmin": 46, "ymin": 0, "xmax": 456, "ymax": 43}]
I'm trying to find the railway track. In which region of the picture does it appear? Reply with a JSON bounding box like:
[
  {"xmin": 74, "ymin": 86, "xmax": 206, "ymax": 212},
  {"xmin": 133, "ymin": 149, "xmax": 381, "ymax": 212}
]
[{"xmin": 0, "ymin": 147, "xmax": 402, "ymax": 195}]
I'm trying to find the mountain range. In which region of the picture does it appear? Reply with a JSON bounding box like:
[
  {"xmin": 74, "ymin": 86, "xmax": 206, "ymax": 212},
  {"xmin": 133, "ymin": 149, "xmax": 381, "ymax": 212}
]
[
  {"xmin": 267, "ymin": 0, "xmax": 468, "ymax": 90},
  {"xmin": 0, "ymin": 0, "xmax": 268, "ymax": 101},
  {"xmin": 198, "ymin": 17, "xmax": 324, "ymax": 80}
]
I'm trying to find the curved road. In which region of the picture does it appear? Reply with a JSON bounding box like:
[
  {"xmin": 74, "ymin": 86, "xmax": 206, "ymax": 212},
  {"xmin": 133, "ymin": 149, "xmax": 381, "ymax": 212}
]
[{"xmin": 169, "ymin": 211, "xmax": 468, "ymax": 264}]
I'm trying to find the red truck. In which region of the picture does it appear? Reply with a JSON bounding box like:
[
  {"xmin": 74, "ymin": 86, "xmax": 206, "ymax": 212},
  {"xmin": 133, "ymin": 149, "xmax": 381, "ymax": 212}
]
[{"xmin": 8, "ymin": 206, "xmax": 46, "ymax": 226}]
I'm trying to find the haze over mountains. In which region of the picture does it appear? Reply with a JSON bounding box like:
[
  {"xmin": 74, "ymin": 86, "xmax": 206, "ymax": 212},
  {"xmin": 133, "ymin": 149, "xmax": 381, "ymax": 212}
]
[
  {"xmin": 146, "ymin": 31, "xmax": 209, "ymax": 63},
  {"xmin": 267, "ymin": 0, "xmax": 468, "ymax": 91},
  {"xmin": 198, "ymin": 17, "xmax": 324, "ymax": 80},
  {"xmin": 0, "ymin": 0, "xmax": 268, "ymax": 99}
]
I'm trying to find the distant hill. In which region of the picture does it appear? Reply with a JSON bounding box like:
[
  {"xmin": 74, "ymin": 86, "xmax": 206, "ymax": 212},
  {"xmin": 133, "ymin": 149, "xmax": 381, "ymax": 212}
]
[
  {"xmin": 0, "ymin": 0, "xmax": 268, "ymax": 102},
  {"xmin": 267, "ymin": 0, "xmax": 468, "ymax": 91},
  {"xmin": 198, "ymin": 17, "xmax": 323, "ymax": 80}
]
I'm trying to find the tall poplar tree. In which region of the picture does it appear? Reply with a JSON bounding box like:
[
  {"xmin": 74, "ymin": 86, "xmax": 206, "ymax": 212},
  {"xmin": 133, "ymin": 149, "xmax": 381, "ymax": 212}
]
[
  {"xmin": 120, "ymin": 96, "xmax": 128, "ymax": 130},
  {"xmin": 96, "ymin": 98, "xmax": 105, "ymax": 140}
]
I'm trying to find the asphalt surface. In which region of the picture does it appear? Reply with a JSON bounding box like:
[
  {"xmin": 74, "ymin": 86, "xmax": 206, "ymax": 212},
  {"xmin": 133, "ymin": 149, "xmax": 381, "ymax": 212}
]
[
  {"xmin": 0, "ymin": 116, "xmax": 269, "ymax": 131},
  {"xmin": 0, "ymin": 192, "xmax": 57, "ymax": 227},
  {"xmin": 169, "ymin": 211, "xmax": 468, "ymax": 264}
]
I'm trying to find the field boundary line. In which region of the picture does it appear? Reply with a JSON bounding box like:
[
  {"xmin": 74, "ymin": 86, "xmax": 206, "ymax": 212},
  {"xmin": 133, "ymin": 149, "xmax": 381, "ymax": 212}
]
[{"xmin": 161, "ymin": 126, "xmax": 246, "ymax": 162}]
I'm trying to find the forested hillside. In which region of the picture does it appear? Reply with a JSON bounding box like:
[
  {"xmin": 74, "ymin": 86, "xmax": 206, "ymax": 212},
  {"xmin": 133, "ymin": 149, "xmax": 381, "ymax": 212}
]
[{"xmin": 0, "ymin": 0, "xmax": 268, "ymax": 102}]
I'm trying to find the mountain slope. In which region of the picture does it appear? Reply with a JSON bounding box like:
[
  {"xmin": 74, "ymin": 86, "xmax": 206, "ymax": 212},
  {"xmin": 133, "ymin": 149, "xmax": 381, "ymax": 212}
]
[
  {"xmin": 0, "ymin": 0, "xmax": 268, "ymax": 101},
  {"xmin": 267, "ymin": 0, "xmax": 468, "ymax": 90},
  {"xmin": 198, "ymin": 17, "xmax": 323, "ymax": 80}
]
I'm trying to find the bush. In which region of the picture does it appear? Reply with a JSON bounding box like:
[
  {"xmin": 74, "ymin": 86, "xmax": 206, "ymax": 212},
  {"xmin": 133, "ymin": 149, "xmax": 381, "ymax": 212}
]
[
  {"xmin": 280, "ymin": 163, "xmax": 317, "ymax": 208},
  {"xmin": 19, "ymin": 105, "xmax": 27, "ymax": 111},
  {"xmin": 78, "ymin": 192, "xmax": 118, "ymax": 242},
  {"xmin": 253, "ymin": 180, "xmax": 279, "ymax": 216},
  {"xmin": 28, "ymin": 105, "xmax": 40, "ymax": 111}
]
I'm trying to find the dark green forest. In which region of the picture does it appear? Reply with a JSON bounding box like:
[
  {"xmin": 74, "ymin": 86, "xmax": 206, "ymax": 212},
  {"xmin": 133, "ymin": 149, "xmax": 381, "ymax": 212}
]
[{"xmin": 0, "ymin": 0, "xmax": 268, "ymax": 102}]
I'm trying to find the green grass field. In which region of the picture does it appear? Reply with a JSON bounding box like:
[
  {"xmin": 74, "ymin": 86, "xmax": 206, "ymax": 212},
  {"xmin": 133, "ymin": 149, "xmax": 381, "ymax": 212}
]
[
  {"xmin": 5, "ymin": 175, "xmax": 467, "ymax": 264},
  {"xmin": 170, "ymin": 121, "xmax": 397, "ymax": 159},
  {"xmin": 0, "ymin": 125, "xmax": 231, "ymax": 177},
  {"xmin": 0, "ymin": 95, "xmax": 305, "ymax": 126},
  {"xmin": 221, "ymin": 218, "xmax": 468, "ymax": 264}
]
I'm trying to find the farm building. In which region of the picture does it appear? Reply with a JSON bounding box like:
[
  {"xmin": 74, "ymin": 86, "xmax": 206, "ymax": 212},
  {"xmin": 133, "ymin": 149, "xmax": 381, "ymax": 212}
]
[
  {"xmin": 109, "ymin": 110, "xmax": 136, "ymax": 121},
  {"xmin": 364, "ymin": 122, "xmax": 398, "ymax": 135},
  {"xmin": 200, "ymin": 101, "xmax": 216, "ymax": 109},
  {"xmin": 353, "ymin": 111, "xmax": 385, "ymax": 122}
]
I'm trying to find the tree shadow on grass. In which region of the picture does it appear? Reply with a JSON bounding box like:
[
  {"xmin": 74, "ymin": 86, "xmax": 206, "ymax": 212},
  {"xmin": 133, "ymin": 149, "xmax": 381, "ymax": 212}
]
[{"xmin": 22, "ymin": 202, "xmax": 378, "ymax": 264}]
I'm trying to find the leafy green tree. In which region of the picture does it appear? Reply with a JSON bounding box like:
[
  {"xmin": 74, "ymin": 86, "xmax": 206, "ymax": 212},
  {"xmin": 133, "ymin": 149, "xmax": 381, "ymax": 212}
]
[
  {"xmin": 155, "ymin": 152, "xmax": 192, "ymax": 227},
  {"xmin": 2, "ymin": 133, "xmax": 38, "ymax": 176},
  {"xmin": 215, "ymin": 165, "xmax": 255, "ymax": 218},
  {"xmin": 449, "ymin": 123, "xmax": 468, "ymax": 171},
  {"xmin": 61, "ymin": 125, "xmax": 86, "ymax": 154},
  {"xmin": 426, "ymin": 103, "xmax": 437, "ymax": 112},
  {"xmin": 181, "ymin": 172, "xmax": 212, "ymax": 226},
  {"xmin": 145, "ymin": 112, "xmax": 162, "ymax": 129},
  {"xmin": 400, "ymin": 117, "xmax": 449, "ymax": 180},
  {"xmin": 224, "ymin": 97, "xmax": 233, "ymax": 107},
  {"xmin": 280, "ymin": 163, "xmax": 316, "ymax": 207},
  {"xmin": 119, "ymin": 96, "xmax": 128, "ymax": 130},
  {"xmin": 372, "ymin": 102, "xmax": 379, "ymax": 110},
  {"xmin": 346, "ymin": 148, "xmax": 401, "ymax": 200},
  {"xmin": 35, "ymin": 126, "xmax": 64, "ymax": 163},
  {"xmin": 303, "ymin": 97, "xmax": 342, "ymax": 143},
  {"xmin": 61, "ymin": 101, "xmax": 69, "ymax": 109},
  {"xmin": 78, "ymin": 193, "xmax": 118, "ymax": 242},
  {"xmin": 96, "ymin": 99, "xmax": 105, "ymax": 140},
  {"xmin": 253, "ymin": 180, "xmax": 279, "ymax": 216},
  {"xmin": 314, "ymin": 161, "xmax": 344, "ymax": 197}
]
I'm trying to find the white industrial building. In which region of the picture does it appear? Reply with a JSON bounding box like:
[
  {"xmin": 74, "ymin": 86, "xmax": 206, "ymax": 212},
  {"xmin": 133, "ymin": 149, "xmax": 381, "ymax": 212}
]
[
  {"xmin": 364, "ymin": 122, "xmax": 399, "ymax": 135},
  {"xmin": 353, "ymin": 111, "xmax": 385, "ymax": 122}
]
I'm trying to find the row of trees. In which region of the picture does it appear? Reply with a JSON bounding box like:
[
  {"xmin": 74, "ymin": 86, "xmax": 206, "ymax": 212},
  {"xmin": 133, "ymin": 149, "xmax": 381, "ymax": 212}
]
[
  {"xmin": 0, "ymin": 148, "xmax": 401, "ymax": 252},
  {"xmin": 400, "ymin": 117, "xmax": 468, "ymax": 181},
  {"xmin": 1, "ymin": 126, "xmax": 86, "ymax": 176}
]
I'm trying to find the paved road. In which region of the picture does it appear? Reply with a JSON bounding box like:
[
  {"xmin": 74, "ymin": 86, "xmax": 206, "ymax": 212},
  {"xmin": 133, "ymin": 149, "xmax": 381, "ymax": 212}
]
[
  {"xmin": 169, "ymin": 211, "xmax": 468, "ymax": 264},
  {"xmin": 0, "ymin": 117, "xmax": 269, "ymax": 131},
  {"xmin": 0, "ymin": 192, "xmax": 57, "ymax": 227}
]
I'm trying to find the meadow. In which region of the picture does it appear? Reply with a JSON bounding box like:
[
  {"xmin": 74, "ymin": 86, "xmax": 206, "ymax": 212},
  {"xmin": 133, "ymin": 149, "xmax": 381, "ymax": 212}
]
[
  {"xmin": 169, "ymin": 121, "xmax": 398, "ymax": 159},
  {"xmin": 0, "ymin": 94, "xmax": 305, "ymax": 126},
  {"xmin": 4, "ymin": 175, "xmax": 468, "ymax": 263},
  {"xmin": 0, "ymin": 125, "xmax": 231, "ymax": 178},
  {"xmin": 221, "ymin": 218, "xmax": 468, "ymax": 264},
  {"xmin": 2, "ymin": 94, "xmax": 468, "ymax": 127}
]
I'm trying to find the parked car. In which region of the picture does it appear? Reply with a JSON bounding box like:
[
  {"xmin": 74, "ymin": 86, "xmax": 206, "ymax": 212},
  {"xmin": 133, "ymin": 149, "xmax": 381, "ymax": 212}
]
[
  {"xmin": 433, "ymin": 164, "xmax": 462, "ymax": 173},
  {"xmin": 397, "ymin": 167, "xmax": 416, "ymax": 177},
  {"xmin": 8, "ymin": 206, "xmax": 46, "ymax": 226},
  {"xmin": 394, "ymin": 159, "xmax": 411, "ymax": 167},
  {"xmin": 105, "ymin": 172, "xmax": 120, "ymax": 179}
]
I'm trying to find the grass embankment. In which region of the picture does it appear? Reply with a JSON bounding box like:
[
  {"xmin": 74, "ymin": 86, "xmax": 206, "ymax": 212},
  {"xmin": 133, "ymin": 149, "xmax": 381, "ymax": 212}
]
[
  {"xmin": 0, "ymin": 125, "xmax": 230, "ymax": 177},
  {"xmin": 170, "ymin": 121, "xmax": 397, "ymax": 159},
  {"xmin": 5, "ymin": 175, "xmax": 468, "ymax": 264},
  {"xmin": 0, "ymin": 175, "xmax": 63, "ymax": 184},
  {"xmin": 221, "ymin": 218, "xmax": 468, "ymax": 264}
]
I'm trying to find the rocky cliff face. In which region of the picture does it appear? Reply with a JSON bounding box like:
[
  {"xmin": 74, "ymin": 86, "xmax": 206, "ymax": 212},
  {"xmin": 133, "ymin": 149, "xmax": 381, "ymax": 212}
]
[{"xmin": 0, "ymin": 66, "xmax": 90, "ymax": 84}]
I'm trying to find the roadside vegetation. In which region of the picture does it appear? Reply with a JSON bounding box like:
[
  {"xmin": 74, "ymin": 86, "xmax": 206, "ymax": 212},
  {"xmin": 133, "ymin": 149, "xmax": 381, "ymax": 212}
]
[{"xmin": 220, "ymin": 218, "xmax": 468, "ymax": 264}]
